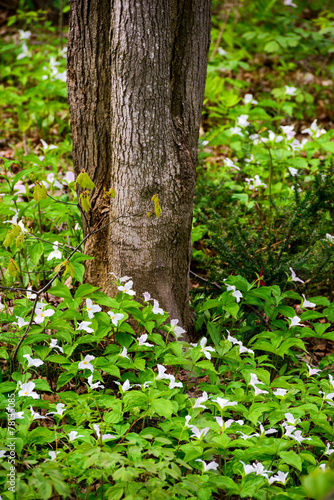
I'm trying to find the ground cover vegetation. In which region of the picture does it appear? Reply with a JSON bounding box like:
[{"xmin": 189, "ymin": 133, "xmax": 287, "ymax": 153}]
[{"xmin": 0, "ymin": 1, "xmax": 334, "ymax": 499}]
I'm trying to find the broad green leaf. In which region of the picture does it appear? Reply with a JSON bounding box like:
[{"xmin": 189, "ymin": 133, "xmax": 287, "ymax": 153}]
[{"xmin": 279, "ymin": 450, "xmax": 302, "ymax": 471}]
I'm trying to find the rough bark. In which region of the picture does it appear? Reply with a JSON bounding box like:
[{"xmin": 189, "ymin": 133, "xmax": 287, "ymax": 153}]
[{"xmin": 67, "ymin": 0, "xmax": 211, "ymax": 335}]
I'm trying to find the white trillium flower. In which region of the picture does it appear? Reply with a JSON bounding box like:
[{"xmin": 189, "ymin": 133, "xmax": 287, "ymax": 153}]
[
  {"xmin": 62, "ymin": 171, "xmax": 75, "ymax": 184},
  {"xmin": 249, "ymin": 373, "xmax": 268, "ymax": 395},
  {"xmin": 13, "ymin": 316, "xmax": 29, "ymax": 329},
  {"xmin": 325, "ymin": 443, "xmax": 334, "ymax": 455},
  {"xmin": 284, "ymin": 425, "xmax": 297, "ymax": 437},
  {"xmin": 40, "ymin": 139, "xmax": 58, "ymax": 152},
  {"xmin": 289, "ymin": 267, "xmax": 304, "ymax": 283},
  {"xmin": 86, "ymin": 298, "xmax": 102, "ymax": 319},
  {"xmin": 18, "ymin": 29, "xmax": 31, "ymax": 40},
  {"xmin": 77, "ymin": 321, "xmax": 94, "ymax": 333},
  {"xmin": 4, "ymin": 209, "xmax": 19, "ymax": 225},
  {"xmin": 243, "ymin": 93, "xmax": 257, "ymax": 105},
  {"xmin": 325, "ymin": 234, "xmax": 334, "ymax": 243},
  {"xmin": 323, "ymin": 393, "xmax": 334, "ymax": 406},
  {"xmin": 47, "ymin": 403, "xmax": 66, "ymax": 417},
  {"xmin": 184, "ymin": 415, "xmax": 192, "ymax": 428},
  {"xmin": 152, "ymin": 299, "xmax": 164, "ymax": 315},
  {"xmin": 302, "ymin": 119, "xmax": 326, "ymax": 138},
  {"xmin": 237, "ymin": 431, "xmax": 259, "ymax": 440},
  {"xmin": 212, "ymin": 397, "xmax": 238, "ymax": 410},
  {"xmin": 168, "ymin": 375, "xmax": 183, "ymax": 389},
  {"xmin": 143, "ymin": 292, "xmax": 151, "ymax": 301},
  {"xmin": 49, "ymin": 338, "xmax": 63, "ymax": 353},
  {"xmin": 237, "ymin": 114, "xmax": 250, "ymax": 127},
  {"xmin": 289, "ymin": 316, "xmax": 305, "ymax": 328},
  {"xmin": 87, "ymin": 374, "xmax": 105, "ymax": 390},
  {"xmin": 268, "ymin": 471, "xmax": 289, "ymax": 484},
  {"xmin": 68, "ymin": 431, "xmax": 84, "ymax": 442},
  {"xmin": 30, "ymin": 406, "xmax": 47, "ymax": 420},
  {"xmin": 290, "ymin": 430, "xmax": 311, "ymax": 443},
  {"xmin": 319, "ymin": 463, "xmax": 327, "ymax": 471},
  {"xmin": 240, "ymin": 461, "xmax": 271, "ymax": 479},
  {"xmin": 254, "ymin": 386, "xmax": 269, "ymax": 396},
  {"xmin": 218, "ymin": 47, "xmax": 227, "ymax": 56},
  {"xmin": 46, "ymin": 451, "xmax": 60, "ymax": 461},
  {"xmin": 193, "ymin": 391, "xmax": 209, "ymax": 409},
  {"xmin": 281, "ymin": 125, "xmax": 296, "ymax": 140},
  {"xmin": 285, "ymin": 85, "xmax": 297, "ymax": 96},
  {"xmin": 18, "ymin": 220, "xmax": 28, "ymax": 234},
  {"xmin": 301, "ymin": 295, "xmax": 316, "ymax": 308},
  {"xmin": 245, "ymin": 175, "xmax": 267, "ymax": 191},
  {"xmin": 26, "ymin": 286, "xmax": 37, "ymax": 299},
  {"xmin": 273, "ymin": 388, "xmax": 288, "ymax": 397},
  {"xmin": 17, "ymin": 42, "xmax": 31, "ymax": 60},
  {"xmin": 199, "ymin": 337, "xmax": 215, "ymax": 360},
  {"xmin": 190, "ymin": 426, "xmax": 210, "ymax": 439},
  {"xmin": 9, "ymin": 411, "xmax": 24, "ymax": 420},
  {"xmin": 47, "ymin": 241, "xmax": 62, "ymax": 261},
  {"xmin": 34, "ymin": 308, "xmax": 55, "ymax": 324},
  {"xmin": 156, "ymin": 364, "xmax": 169, "ymax": 380},
  {"xmin": 78, "ymin": 355, "xmax": 95, "ymax": 372},
  {"xmin": 229, "ymin": 126, "xmax": 244, "ymax": 137},
  {"xmin": 227, "ymin": 332, "xmax": 253, "ymax": 354},
  {"xmin": 115, "ymin": 379, "xmax": 132, "ymax": 392},
  {"xmin": 18, "ymin": 381, "xmax": 39, "ymax": 399},
  {"xmin": 306, "ymin": 363, "xmax": 322, "ymax": 376},
  {"xmin": 119, "ymin": 347, "xmax": 130, "ymax": 360},
  {"xmin": 258, "ymin": 422, "xmax": 277, "ymax": 435},
  {"xmin": 224, "ymin": 157, "xmax": 240, "ymax": 170},
  {"xmin": 266, "ymin": 130, "xmax": 283, "ymax": 143},
  {"xmin": 284, "ymin": 412, "xmax": 301, "ymax": 426},
  {"xmin": 288, "ymin": 167, "xmax": 298, "ymax": 177},
  {"xmin": 170, "ymin": 319, "xmax": 186, "ymax": 338},
  {"xmin": 93, "ymin": 423, "xmax": 116, "ymax": 441},
  {"xmin": 46, "ymin": 173, "xmax": 63, "ymax": 189},
  {"xmin": 329, "ymin": 374, "xmax": 334, "ymax": 390},
  {"xmin": 108, "ymin": 310, "xmax": 124, "ymax": 326},
  {"xmin": 23, "ymin": 354, "xmax": 44, "ymax": 368},
  {"xmin": 118, "ymin": 280, "xmax": 136, "ymax": 295},
  {"xmin": 138, "ymin": 334, "xmax": 153, "ymax": 347},
  {"xmin": 196, "ymin": 459, "xmax": 219, "ymax": 472},
  {"xmin": 109, "ymin": 272, "xmax": 132, "ymax": 282},
  {"xmin": 249, "ymin": 373, "xmax": 261, "ymax": 386}
]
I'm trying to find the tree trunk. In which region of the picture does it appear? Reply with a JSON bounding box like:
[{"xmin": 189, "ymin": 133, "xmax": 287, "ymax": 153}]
[{"xmin": 67, "ymin": 0, "xmax": 211, "ymax": 335}]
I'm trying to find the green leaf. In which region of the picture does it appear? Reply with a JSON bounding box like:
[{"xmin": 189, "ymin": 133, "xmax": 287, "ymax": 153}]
[
  {"xmin": 71, "ymin": 261, "xmax": 85, "ymax": 283},
  {"xmin": 57, "ymin": 372, "xmax": 74, "ymax": 390},
  {"xmin": 207, "ymin": 321, "xmax": 220, "ymax": 346},
  {"xmin": 28, "ymin": 427, "xmax": 55, "ymax": 445},
  {"xmin": 200, "ymin": 299, "xmax": 222, "ymax": 312},
  {"xmin": 151, "ymin": 398, "xmax": 173, "ymax": 418},
  {"xmin": 74, "ymin": 284, "xmax": 100, "ymax": 299},
  {"xmin": 279, "ymin": 450, "xmax": 302, "ymax": 471},
  {"xmin": 321, "ymin": 141, "xmax": 334, "ymax": 153},
  {"xmin": 196, "ymin": 360, "xmax": 218, "ymax": 373},
  {"xmin": 214, "ymin": 476, "xmax": 239, "ymax": 495},
  {"xmin": 29, "ymin": 241, "xmax": 44, "ymax": 266},
  {"xmin": 302, "ymin": 470, "xmax": 334, "ymax": 500},
  {"xmin": 46, "ymin": 355, "xmax": 70, "ymax": 364},
  {"xmin": 76, "ymin": 171, "xmax": 95, "ymax": 190},
  {"xmin": 34, "ymin": 379, "xmax": 52, "ymax": 392},
  {"xmin": 123, "ymin": 391, "xmax": 148, "ymax": 410},
  {"xmin": 95, "ymin": 358, "xmax": 120, "ymax": 378},
  {"xmin": 0, "ymin": 381, "xmax": 17, "ymax": 394},
  {"xmin": 33, "ymin": 183, "xmax": 47, "ymax": 202},
  {"xmin": 49, "ymin": 284, "xmax": 72, "ymax": 301}
]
